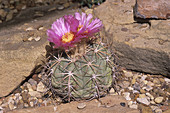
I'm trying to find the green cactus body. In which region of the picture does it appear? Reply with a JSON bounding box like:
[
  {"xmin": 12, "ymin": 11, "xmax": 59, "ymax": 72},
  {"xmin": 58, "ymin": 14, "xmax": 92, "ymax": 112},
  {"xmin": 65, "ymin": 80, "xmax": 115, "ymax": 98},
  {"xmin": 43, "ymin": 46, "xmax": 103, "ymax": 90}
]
[{"xmin": 46, "ymin": 42, "xmax": 115, "ymax": 102}]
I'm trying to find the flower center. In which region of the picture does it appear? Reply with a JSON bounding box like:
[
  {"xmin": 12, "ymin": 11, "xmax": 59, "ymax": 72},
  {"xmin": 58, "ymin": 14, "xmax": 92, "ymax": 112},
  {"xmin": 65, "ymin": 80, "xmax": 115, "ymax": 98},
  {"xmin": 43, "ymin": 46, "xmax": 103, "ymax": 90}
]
[{"xmin": 62, "ymin": 32, "xmax": 74, "ymax": 43}]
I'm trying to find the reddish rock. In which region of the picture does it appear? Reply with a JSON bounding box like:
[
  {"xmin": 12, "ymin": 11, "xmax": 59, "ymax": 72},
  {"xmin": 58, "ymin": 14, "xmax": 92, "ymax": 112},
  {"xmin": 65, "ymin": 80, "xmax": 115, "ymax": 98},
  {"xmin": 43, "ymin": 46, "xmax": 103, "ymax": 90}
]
[{"xmin": 134, "ymin": 0, "xmax": 170, "ymax": 19}]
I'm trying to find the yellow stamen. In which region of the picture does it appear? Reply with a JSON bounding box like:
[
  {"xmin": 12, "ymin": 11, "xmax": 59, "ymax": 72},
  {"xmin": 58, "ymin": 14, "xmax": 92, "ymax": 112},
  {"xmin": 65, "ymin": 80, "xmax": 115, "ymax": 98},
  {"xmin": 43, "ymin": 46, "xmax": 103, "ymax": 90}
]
[
  {"xmin": 77, "ymin": 25, "xmax": 88, "ymax": 33},
  {"xmin": 77, "ymin": 25, "xmax": 83, "ymax": 31},
  {"xmin": 62, "ymin": 32, "xmax": 74, "ymax": 43}
]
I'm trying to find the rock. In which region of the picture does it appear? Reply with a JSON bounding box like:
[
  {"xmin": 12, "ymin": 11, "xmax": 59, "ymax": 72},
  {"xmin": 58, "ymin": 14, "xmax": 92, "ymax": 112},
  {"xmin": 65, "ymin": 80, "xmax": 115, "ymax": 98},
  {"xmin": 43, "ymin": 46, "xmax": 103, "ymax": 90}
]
[
  {"xmin": 139, "ymin": 104, "xmax": 152, "ymax": 113},
  {"xmin": 26, "ymin": 83, "xmax": 34, "ymax": 92},
  {"xmin": 34, "ymin": 37, "xmax": 41, "ymax": 41},
  {"xmin": 140, "ymin": 89, "xmax": 146, "ymax": 94},
  {"xmin": 48, "ymin": 7, "xmax": 56, "ymax": 12},
  {"xmin": 0, "ymin": 9, "xmax": 7, "ymax": 18},
  {"xmin": 6, "ymin": 11, "xmax": 14, "ymax": 21},
  {"xmin": 164, "ymin": 78, "xmax": 170, "ymax": 83},
  {"xmin": 8, "ymin": 95, "xmax": 140, "ymax": 113},
  {"xmin": 77, "ymin": 103, "xmax": 86, "ymax": 109},
  {"xmin": 28, "ymin": 79, "xmax": 37, "ymax": 86},
  {"xmin": 21, "ymin": 90, "xmax": 29, "ymax": 103},
  {"xmin": 146, "ymin": 93, "xmax": 154, "ymax": 100},
  {"xmin": 155, "ymin": 108, "xmax": 162, "ymax": 113},
  {"xmin": 118, "ymin": 81, "xmax": 130, "ymax": 88},
  {"xmin": 37, "ymin": 82, "xmax": 46, "ymax": 93},
  {"xmin": 155, "ymin": 97, "xmax": 164, "ymax": 104},
  {"xmin": 137, "ymin": 98, "xmax": 150, "ymax": 105},
  {"xmin": 153, "ymin": 78, "xmax": 161, "ymax": 84},
  {"xmin": 129, "ymin": 104, "xmax": 138, "ymax": 109},
  {"xmin": 0, "ymin": 8, "xmax": 76, "ymax": 97},
  {"xmin": 57, "ymin": 5, "xmax": 64, "ymax": 10},
  {"xmin": 94, "ymin": 0, "xmax": 170, "ymax": 77},
  {"xmin": 28, "ymin": 91, "xmax": 41, "ymax": 98},
  {"xmin": 134, "ymin": 0, "xmax": 170, "ymax": 19},
  {"xmin": 26, "ymin": 27, "xmax": 34, "ymax": 31},
  {"xmin": 122, "ymin": 92, "xmax": 131, "ymax": 101},
  {"xmin": 139, "ymin": 94, "xmax": 146, "ymax": 98}
]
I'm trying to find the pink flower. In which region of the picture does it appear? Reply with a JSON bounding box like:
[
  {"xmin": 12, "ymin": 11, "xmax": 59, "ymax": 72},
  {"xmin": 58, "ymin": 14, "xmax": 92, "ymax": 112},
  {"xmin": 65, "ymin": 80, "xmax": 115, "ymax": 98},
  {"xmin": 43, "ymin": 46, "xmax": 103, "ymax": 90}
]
[
  {"xmin": 47, "ymin": 12, "xmax": 103, "ymax": 49},
  {"xmin": 75, "ymin": 12, "xmax": 103, "ymax": 36}
]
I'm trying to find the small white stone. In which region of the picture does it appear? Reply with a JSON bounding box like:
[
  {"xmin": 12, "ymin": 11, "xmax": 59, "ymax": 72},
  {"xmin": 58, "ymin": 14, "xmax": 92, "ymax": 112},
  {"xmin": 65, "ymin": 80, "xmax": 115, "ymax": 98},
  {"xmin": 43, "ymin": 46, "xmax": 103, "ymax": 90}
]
[
  {"xmin": 164, "ymin": 78, "xmax": 170, "ymax": 83},
  {"xmin": 139, "ymin": 94, "xmax": 146, "ymax": 98},
  {"xmin": 128, "ymin": 87, "xmax": 134, "ymax": 90},
  {"xmin": 26, "ymin": 27, "xmax": 34, "ymax": 31},
  {"xmin": 54, "ymin": 106, "xmax": 57, "ymax": 111},
  {"xmin": 155, "ymin": 97, "xmax": 164, "ymax": 104},
  {"xmin": 129, "ymin": 104, "xmax": 138, "ymax": 109},
  {"xmin": 150, "ymin": 101, "xmax": 156, "ymax": 104},
  {"xmin": 37, "ymin": 82, "xmax": 47, "ymax": 93},
  {"xmin": 133, "ymin": 90, "xmax": 139, "ymax": 94},
  {"xmin": 150, "ymin": 106, "xmax": 158, "ymax": 111},
  {"xmin": 57, "ymin": 5, "xmax": 64, "ymax": 10},
  {"xmin": 29, "ymin": 101, "xmax": 34, "ymax": 107},
  {"xmin": 26, "ymin": 83, "xmax": 34, "ymax": 92},
  {"xmin": 123, "ymin": 70, "xmax": 133, "ymax": 77},
  {"xmin": 143, "ymin": 80, "xmax": 148, "ymax": 84},
  {"xmin": 77, "ymin": 103, "xmax": 86, "ymax": 109},
  {"xmin": 34, "ymin": 37, "xmax": 41, "ymax": 41},
  {"xmin": 146, "ymin": 93, "xmax": 154, "ymax": 100},
  {"xmin": 122, "ymin": 92, "xmax": 131, "ymax": 100},
  {"xmin": 128, "ymin": 101, "xmax": 133, "ymax": 106},
  {"xmin": 155, "ymin": 108, "xmax": 162, "ymax": 113},
  {"xmin": 137, "ymin": 98, "xmax": 150, "ymax": 105},
  {"xmin": 141, "ymin": 75, "xmax": 147, "ymax": 80},
  {"xmin": 29, "ymin": 91, "xmax": 41, "ymax": 98},
  {"xmin": 109, "ymin": 88, "xmax": 115, "ymax": 95}
]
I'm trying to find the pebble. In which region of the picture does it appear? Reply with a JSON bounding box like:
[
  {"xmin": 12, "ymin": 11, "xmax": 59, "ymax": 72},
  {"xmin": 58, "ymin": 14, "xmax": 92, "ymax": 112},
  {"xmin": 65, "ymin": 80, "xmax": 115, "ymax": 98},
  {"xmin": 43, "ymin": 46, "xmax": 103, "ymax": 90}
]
[
  {"xmin": 140, "ymin": 89, "xmax": 146, "ymax": 94},
  {"xmin": 53, "ymin": 106, "xmax": 57, "ymax": 111},
  {"xmin": 109, "ymin": 88, "xmax": 115, "ymax": 94},
  {"xmin": 153, "ymin": 78, "xmax": 161, "ymax": 84},
  {"xmin": 139, "ymin": 94, "xmax": 146, "ymax": 98},
  {"xmin": 155, "ymin": 97, "xmax": 164, "ymax": 104},
  {"xmin": 6, "ymin": 11, "xmax": 13, "ymax": 21},
  {"xmin": 27, "ymin": 37, "xmax": 34, "ymax": 41},
  {"xmin": 77, "ymin": 103, "xmax": 86, "ymax": 109},
  {"xmin": 146, "ymin": 93, "xmax": 154, "ymax": 100},
  {"xmin": 27, "ymin": 83, "xmax": 34, "ymax": 92},
  {"xmin": 8, "ymin": 102, "xmax": 15, "ymax": 110},
  {"xmin": 122, "ymin": 92, "xmax": 131, "ymax": 100},
  {"xmin": 29, "ymin": 101, "xmax": 34, "ymax": 107},
  {"xmin": 159, "ymin": 78, "xmax": 165, "ymax": 83},
  {"xmin": 118, "ymin": 81, "xmax": 130, "ymax": 88},
  {"xmin": 34, "ymin": 37, "xmax": 41, "ymax": 41},
  {"xmin": 164, "ymin": 78, "xmax": 170, "ymax": 83},
  {"xmin": 24, "ymin": 103, "xmax": 29, "ymax": 108},
  {"xmin": 57, "ymin": 5, "xmax": 64, "ymax": 10},
  {"xmin": 155, "ymin": 108, "xmax": 162, "ymax": 113},
  {"xmin": 129, "ymin": 104, "xmax": 138, "ymax": 109},
  {"xmin": 37, "ymin": 82, "xmax": 46, "ymax": 93},
  {"xmin": 147, "ymin": 81, "xmax": 154, "ymax": 86},
  {"xmin": 28, "ymin": 91, "xmax": 41, "ymax": 98},
  {"xmin": 123, "ymin": 70, "xmax": 133, "ymax": 78},
  {"xmin": 48, "ymin": 7, "xmax": 56, "ymax": 12},
  {"xmin": 137, "ymin": 98, "xmax": 150, "ymax": 105},
  {"xmin": 26, "ymin": 27, "xmax": 34, "ymax": 31}
]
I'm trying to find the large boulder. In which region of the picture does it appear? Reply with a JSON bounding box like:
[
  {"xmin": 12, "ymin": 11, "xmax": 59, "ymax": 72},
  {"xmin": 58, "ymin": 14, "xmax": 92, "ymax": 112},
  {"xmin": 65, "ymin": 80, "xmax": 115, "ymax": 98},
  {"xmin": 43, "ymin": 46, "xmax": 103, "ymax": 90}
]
[
  {"xmin": 94, "ymin": 0, "xmax": 170, "ymax": 77},
  {"xmin": 0, "ymin": 8, "xmax": 76, "ymax": 97}
]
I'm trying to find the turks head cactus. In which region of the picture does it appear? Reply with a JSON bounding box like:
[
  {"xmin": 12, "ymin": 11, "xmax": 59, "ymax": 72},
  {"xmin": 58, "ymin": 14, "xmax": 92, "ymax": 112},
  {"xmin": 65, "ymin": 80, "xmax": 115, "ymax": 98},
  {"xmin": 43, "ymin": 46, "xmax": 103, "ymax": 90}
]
[{"xmin": 42, "ymin": 12, "xmax": 118, "ymax": 102}]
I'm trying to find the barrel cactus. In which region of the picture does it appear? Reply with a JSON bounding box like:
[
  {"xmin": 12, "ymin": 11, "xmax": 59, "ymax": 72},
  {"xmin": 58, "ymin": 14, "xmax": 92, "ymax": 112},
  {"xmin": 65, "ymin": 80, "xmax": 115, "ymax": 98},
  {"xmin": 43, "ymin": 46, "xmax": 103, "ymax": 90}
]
[{"xmin": 42, "ymin": 12, "xmax": 118, "ymax": 102}]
